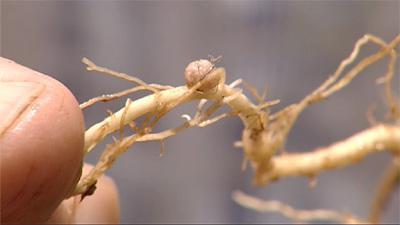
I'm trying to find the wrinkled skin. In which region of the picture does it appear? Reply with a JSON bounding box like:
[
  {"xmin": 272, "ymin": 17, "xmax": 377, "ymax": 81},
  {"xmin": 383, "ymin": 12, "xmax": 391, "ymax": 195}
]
[{"xmin": 0, "ymin": 57, "xmax": 119, "ymax": 223}]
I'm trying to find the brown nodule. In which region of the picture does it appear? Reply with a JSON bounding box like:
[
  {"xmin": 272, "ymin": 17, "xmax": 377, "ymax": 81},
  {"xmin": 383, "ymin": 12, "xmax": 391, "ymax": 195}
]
[{"xmin": 184, "ymin": 59, "xmax": 219, "ymax": 91}]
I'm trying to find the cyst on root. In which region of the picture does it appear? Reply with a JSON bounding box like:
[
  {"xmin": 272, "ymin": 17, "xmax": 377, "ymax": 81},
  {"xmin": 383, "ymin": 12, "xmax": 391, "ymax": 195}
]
[{"xmin": 184, "ymin": 59, "xmax": 219, "ymax": 91}]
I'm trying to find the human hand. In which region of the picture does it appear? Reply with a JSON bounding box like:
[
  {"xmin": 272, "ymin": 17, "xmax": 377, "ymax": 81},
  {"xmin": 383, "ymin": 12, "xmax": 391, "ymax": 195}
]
[{"xmin": 0, "ymin": 57, "xmax": 120, "ymax": 224}]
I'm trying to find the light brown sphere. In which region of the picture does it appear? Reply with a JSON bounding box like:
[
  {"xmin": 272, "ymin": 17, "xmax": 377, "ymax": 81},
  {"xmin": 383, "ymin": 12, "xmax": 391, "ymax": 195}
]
[{"xmin": 184, "ymin": 59, "xmax": 219, "ymax": 91}]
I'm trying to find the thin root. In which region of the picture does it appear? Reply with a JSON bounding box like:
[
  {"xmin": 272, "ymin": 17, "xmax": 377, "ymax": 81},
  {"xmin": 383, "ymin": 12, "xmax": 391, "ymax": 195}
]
[{"xmin": 232, "ymin": 190, "xmax": 366, "ymax": 224}]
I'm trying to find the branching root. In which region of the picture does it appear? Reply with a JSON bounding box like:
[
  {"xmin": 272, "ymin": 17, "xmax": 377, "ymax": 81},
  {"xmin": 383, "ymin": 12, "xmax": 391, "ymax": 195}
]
[{"xmin": 73, "ymin": 34, "xmax": 400, "ymax": 224}]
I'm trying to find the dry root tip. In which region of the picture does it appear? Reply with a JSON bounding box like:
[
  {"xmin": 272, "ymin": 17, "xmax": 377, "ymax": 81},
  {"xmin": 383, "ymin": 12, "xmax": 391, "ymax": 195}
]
[{"xmin": 184, "ymin": 59, "xmax": 219, "ymax": 91}]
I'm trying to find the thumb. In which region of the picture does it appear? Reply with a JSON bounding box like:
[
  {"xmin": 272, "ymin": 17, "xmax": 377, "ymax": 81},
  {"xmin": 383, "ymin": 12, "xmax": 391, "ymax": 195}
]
[{"xmin": 0, "ymin": 57, "xmax": 85, "ymax": 223}]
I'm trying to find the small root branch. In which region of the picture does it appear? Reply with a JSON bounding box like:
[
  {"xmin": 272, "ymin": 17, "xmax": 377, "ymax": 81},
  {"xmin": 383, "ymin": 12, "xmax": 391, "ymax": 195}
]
[
  {"xmin": 232, "ymin": 190, "xmax": 366, "ymax": 224},
  {"xmin": 80, "ymin": 84, "xmax": 172, "ymax": 109},
  {"xmin": 82, "ymin": 57, "xmax": 158, "ymax": 92},
  {"xmin": 368, "ymin": 158, "xmax": 400, "ymax": 224}
]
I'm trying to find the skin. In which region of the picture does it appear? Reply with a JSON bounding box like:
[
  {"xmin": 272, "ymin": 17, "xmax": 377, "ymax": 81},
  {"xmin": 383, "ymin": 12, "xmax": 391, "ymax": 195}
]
[{"xmin": 0, "ymin": 57, "xmax": 119, "ymax": 223}]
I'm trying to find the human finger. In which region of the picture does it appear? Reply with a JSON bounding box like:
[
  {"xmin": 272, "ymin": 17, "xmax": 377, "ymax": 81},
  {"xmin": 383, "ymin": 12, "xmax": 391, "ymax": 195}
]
[{"xmin": 0, "ymin": 57, "xmax": 85, "ymax": 223}]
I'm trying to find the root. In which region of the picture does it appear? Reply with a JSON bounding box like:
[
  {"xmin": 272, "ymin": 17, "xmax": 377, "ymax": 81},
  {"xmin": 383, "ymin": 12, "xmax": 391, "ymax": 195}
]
[
  {"xmin": 368, "ymin": 158, "xmax": 400, "ymax": 223},
  {"xmin": 73, "ymin": 34, "xmax": 400, "ymax": 223},
  {"xmin": 232, "ymin": 191, "xmax": 366, "ymax": 224},
  {"xmin": 260, "ymin": 124, "xmax": 400, "ymax": 184}
]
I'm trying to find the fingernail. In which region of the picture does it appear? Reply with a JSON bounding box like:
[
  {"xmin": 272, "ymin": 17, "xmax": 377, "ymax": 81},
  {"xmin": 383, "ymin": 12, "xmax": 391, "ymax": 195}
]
[{"xmin": 0, "ymin": 81, "xmax": 44, "ymax": 136}]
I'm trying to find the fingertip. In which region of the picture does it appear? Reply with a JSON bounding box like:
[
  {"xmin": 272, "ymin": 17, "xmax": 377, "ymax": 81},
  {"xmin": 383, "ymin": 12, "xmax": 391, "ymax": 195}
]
[{"xmin": 0, "ymin": 57, "xmax": 85, "ymax": 223}]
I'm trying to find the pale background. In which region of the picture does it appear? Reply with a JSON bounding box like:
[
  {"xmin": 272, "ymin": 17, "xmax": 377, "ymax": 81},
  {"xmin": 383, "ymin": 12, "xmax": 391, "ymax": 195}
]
[{"xmin": 1, "ymin": 0, "xmax": 399, "ymax": 223}]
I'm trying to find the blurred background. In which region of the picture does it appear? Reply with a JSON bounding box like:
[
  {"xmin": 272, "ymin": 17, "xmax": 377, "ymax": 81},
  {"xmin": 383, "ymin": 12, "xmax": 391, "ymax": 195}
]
[{"xmin": 1, "ymin": 0, "xmax": 399, "ymax": 223}]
